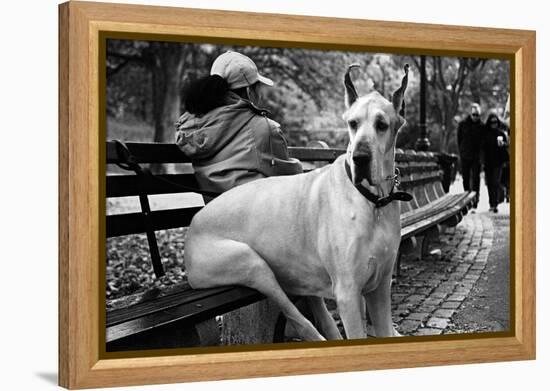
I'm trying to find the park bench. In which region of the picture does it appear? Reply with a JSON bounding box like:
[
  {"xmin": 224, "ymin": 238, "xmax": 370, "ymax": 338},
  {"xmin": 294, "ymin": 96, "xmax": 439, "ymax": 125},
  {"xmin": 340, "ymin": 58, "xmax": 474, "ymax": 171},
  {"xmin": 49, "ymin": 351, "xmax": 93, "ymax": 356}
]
[
  {"xmin": 105, "ymin": 141, "xmax": 475, "ymax": 351},
  {"xmin": 394, "ymin": 149, "xmax": 476, "ymax": 275}
]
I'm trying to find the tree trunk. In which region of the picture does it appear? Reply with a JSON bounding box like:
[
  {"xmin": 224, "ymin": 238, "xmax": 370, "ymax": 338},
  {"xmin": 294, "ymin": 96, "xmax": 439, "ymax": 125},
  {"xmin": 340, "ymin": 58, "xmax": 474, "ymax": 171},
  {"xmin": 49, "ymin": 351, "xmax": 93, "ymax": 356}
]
[
  {"xmin": 440, "ymin": 116, "xmax": 453, "ymax": 153},
  {"xmin": 470, "ymin": 68, "xmax": 482, "ymax": 105},
  {"xmin": 150, "ymin": 43, "xmax": 185, "ymax": 173}
]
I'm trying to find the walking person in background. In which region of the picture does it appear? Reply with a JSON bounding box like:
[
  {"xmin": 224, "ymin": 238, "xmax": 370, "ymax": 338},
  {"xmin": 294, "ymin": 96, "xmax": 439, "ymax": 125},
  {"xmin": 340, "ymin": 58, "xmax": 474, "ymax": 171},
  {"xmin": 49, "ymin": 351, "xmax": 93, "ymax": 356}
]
[
  {"xmin": 500, "ymin": 95, "xmax": 511, "ymax": 203},
  {"xmin": 457, "ymin": 103, "xmax": 484, "ymax": 210},
  {"xmin": 499, "ymin": 127, "xmax": 511, "ymax": 204},
  {"xmin": 175, "ymin": 51, "xmax": 302, "ymax": 199},
  {"xmin": 482, "ymin": 111, "xmax": 509, "ymax": 213}
]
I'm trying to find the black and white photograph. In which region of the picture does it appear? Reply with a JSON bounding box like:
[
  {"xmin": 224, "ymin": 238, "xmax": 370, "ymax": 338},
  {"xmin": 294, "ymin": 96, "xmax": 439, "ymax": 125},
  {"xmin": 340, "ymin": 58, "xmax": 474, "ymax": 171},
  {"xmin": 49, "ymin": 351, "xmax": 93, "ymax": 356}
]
[{"xmin": 105, "ymin": 39, "xmax": 511, "ymax": 352}]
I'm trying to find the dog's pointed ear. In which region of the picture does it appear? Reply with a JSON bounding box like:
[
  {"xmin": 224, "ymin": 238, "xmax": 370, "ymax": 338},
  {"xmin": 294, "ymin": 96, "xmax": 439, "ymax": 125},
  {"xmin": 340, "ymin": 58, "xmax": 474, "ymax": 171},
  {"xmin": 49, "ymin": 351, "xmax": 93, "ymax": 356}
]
[
  {"xmin": 344, "ymin": 64, "xmax": 361, "ymax": 108},
  {"xmin": 392, "ymin": 64, "xmax": 410, "ymax": 117}
]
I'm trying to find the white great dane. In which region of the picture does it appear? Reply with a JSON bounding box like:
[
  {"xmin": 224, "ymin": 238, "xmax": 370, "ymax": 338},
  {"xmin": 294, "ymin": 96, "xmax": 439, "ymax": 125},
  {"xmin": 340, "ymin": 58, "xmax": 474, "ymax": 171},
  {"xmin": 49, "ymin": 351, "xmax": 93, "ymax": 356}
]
[{"xmin": 184, "ymin": 64, "xmax": 411, "ymax": 341}]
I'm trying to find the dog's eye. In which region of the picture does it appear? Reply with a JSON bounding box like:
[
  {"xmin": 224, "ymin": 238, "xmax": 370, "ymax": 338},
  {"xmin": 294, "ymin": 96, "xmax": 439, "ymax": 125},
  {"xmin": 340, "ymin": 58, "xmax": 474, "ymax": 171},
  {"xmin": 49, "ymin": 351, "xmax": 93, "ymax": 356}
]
[
  {"xmin": 348, "ymin": 120, "xmax": 358, "ymax": 130},
  {"xmin": 376, "ymin": 120, "xmax": 389, "ymax": 132}
]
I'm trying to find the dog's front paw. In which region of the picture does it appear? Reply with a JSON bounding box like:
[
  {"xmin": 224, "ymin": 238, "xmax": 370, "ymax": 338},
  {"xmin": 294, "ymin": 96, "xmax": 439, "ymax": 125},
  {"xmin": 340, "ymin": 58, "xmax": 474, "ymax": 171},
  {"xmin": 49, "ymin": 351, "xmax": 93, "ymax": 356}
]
[{"xmin": 392, "ymin": 325, "xmax": 402, "ymax": 337}]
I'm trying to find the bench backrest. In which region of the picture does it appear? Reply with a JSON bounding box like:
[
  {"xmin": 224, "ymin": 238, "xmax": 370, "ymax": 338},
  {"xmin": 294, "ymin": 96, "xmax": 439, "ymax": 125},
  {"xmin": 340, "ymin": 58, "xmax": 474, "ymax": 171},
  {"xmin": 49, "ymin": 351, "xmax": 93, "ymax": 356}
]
[{"xmin": 395, "ymin": 149, "xmax": 447, "ymax": 213}]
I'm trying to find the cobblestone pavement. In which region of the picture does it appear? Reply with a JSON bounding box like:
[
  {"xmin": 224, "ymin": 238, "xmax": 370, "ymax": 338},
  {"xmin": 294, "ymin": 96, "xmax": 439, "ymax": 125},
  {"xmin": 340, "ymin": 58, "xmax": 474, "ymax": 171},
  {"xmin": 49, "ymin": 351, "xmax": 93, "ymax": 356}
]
[{"xmin": 391, "ymin": 212, "xmax": 497, "ymax": 336}]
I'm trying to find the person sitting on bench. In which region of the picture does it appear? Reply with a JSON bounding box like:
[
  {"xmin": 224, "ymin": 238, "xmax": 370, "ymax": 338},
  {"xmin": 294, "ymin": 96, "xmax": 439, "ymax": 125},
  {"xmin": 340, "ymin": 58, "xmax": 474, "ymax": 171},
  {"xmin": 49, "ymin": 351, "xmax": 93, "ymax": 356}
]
[{"xmin": 175, "ymin": 51, "xmax": 302, "ymax": 198}]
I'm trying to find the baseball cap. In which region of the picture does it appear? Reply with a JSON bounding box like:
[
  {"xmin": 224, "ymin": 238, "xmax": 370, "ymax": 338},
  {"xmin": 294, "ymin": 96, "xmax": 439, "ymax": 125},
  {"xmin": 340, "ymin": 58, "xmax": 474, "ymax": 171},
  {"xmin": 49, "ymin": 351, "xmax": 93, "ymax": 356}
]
[{"xmin": 210, "ymin": 51, "xmax": 274, "ymax": 89}]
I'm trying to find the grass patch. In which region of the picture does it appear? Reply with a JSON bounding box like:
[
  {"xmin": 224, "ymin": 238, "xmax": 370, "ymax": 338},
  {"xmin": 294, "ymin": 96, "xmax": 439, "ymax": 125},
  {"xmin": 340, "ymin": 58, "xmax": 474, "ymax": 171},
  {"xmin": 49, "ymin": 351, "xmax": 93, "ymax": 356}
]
[{"xmin": 107, "ymin": 116, "xmax": 155, "ymax": 142}]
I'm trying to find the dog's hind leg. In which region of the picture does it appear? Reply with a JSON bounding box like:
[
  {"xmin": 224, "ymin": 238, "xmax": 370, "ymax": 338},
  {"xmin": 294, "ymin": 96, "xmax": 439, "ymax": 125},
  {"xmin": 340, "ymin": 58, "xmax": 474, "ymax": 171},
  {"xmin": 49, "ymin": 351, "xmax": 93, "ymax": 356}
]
[
  {"xmin": 186, "ymin": 237, "xmax": 325, "ymax": 342},
  {"xmin": 307, "ymin": 296, "xmax": 342, "ymax": 340}
]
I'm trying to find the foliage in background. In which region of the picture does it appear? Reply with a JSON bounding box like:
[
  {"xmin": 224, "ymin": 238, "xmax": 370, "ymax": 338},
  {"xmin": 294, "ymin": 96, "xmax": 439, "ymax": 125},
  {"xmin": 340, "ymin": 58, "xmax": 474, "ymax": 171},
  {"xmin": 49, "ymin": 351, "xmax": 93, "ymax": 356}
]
[{"xmin": 107, "ymin": 39, "xmax": 509, "ymax": 156}]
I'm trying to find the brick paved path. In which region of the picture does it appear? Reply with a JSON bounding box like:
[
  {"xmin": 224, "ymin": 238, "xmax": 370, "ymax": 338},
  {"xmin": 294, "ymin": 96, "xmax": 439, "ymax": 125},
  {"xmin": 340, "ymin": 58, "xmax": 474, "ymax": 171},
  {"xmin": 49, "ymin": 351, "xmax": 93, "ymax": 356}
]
[{"xmin": 391, "ymin": 212, "xmax": 495, "ymax": 336}]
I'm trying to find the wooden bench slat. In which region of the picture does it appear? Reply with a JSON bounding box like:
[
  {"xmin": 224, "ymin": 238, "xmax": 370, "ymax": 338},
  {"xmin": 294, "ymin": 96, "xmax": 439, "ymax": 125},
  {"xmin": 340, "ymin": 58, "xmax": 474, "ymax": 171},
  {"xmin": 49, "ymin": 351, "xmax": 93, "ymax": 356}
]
[
  {"xmin": 425, "ymin": 182, "xmax": 439, "ymax": 203},
  {"xmin": 107, "ymin": 141, "xmax": 192, "ymax": 164},
  {"xmin": 288, "ymin": 147, "xmax": 345, "ymax": 162},
  {"xmin": 107, "ymin": 281, "xmax": 196, "ymax": 311},
  {"xmin": 401, "ymin": 193, "xmax": 465, "ymax": 227},
  {"xmin": 402, "ymin": 191, "xmax": 474, "ymax": 224},
  {"xmin": 106, "ymin": 286, "xmax": 264, "ymax": 343},
  {"xmin": 108, "ymin": 285, "xmax": 238, "ymax": 326},
  {"xmin": 399, "ymin": 165, "xmax": 440, "ymax": 175},
  {"xmin": 107, "ymin": 207, "xmax": 201, "ymax": 237},
  {"xmin": 435, "ymin": 182, "xmax": 447, "ymax": 198},
  {"xmin": 395, "ymin": 152, "xmax": 437, "ymax": 162},
  {"xmin": 107, "ymin": 173, "xmax": 200, "ymax": 197},
  {"xmin": 402, "ymin": 207, "xmax": 461, "ymax": 239},
  {"xmin": 401, "ymin": 192, "xmax": 476, "ymax": 239}
]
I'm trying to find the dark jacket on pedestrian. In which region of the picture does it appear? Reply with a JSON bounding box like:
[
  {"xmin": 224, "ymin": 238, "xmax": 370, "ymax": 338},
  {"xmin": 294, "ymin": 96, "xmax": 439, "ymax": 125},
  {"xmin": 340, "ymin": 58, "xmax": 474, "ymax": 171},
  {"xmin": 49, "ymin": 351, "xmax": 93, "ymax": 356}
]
[
  {"xmin": 457, "ymin": 115, "xmax": 485, "ymax": 160},
  {"xmin": 482, "ymin": 114, "xmax": 509, "ymax": 167}
]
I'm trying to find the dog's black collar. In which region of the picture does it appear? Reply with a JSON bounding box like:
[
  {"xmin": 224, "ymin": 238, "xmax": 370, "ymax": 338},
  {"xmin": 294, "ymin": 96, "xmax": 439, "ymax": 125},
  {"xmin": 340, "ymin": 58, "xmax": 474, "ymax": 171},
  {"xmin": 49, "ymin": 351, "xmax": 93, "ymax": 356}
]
[{"xmin": 344, "ymin": 160, "xmax": 413, "ymax": 208}]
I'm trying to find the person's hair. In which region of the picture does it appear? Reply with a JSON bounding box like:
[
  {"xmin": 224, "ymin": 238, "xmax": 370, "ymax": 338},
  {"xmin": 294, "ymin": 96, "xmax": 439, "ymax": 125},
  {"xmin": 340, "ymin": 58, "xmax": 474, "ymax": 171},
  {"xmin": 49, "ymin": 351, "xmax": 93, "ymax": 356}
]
[
  {"xmin": 486, "ymin": 111, "xmax": 501, "ymax": 127},
  {"xmin": 183, "ymin": 74, "xmax": 229, "ymax": 115},
  {"xmin": 471, "ymin": 103, "xmax": 481, "ymax": 111}
]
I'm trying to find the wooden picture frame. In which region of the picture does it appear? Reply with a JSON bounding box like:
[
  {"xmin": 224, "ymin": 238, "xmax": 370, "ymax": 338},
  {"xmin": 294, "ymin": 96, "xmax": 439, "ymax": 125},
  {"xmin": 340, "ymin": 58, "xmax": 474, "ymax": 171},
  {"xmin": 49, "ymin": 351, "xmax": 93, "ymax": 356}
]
[{"xmin": 59, "ymin": 1, "xmax": 535, "ymax": 388}]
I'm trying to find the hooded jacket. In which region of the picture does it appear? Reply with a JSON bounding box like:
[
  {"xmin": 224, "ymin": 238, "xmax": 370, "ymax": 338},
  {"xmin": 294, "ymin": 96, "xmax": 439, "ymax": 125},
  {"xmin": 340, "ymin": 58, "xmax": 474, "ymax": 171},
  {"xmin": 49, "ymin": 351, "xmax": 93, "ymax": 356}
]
[{"xmin": 175, "ymin": 92, "xmax": 303, "ymax": 193}]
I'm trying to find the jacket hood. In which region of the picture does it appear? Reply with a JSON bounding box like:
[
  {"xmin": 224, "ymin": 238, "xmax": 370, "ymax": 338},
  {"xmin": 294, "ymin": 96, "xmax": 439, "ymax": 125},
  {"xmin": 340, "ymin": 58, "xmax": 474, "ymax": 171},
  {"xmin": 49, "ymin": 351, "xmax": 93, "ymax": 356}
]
[{"xmin": 175, "ymin": 92, "xmax": 272, "ymax": 160}]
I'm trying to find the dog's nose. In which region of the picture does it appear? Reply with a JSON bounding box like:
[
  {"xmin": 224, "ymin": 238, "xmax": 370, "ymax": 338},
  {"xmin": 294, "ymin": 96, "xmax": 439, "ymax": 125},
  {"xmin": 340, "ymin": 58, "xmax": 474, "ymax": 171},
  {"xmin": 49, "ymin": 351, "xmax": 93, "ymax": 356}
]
[{"xmin": 352, "ymin": 153, "xmax": 371, "ymax": 166}]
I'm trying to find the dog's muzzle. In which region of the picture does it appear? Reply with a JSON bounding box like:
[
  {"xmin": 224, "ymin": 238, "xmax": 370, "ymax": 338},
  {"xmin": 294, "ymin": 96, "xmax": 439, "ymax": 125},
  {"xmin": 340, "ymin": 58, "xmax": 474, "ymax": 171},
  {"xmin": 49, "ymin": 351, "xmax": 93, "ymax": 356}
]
[{"xmin": 352, "ymin": 152, "xmax": 372, "ymax": 185}]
